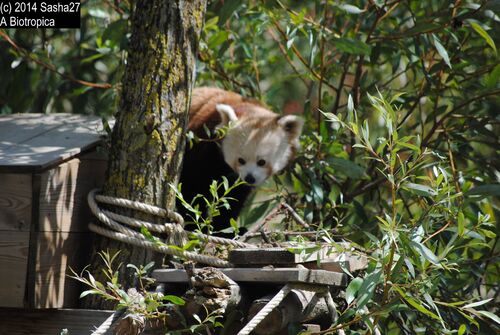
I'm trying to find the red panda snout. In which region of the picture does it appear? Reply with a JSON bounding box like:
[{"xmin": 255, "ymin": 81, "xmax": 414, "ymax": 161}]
[{"xmin": 235, "ymin": 160, "xmax": 270, "ymax": 185}]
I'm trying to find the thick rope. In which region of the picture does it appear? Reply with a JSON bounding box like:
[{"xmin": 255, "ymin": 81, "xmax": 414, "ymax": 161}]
[
  {"xmin": 237, "ymin": 284, "xmax": 292, "ymax": 335},
  {"xmin": 95, "ymin": 192, "xmax": 184, "ymax": 224},
  {"xmin": 88, "ymin": 189, "xmax": 252, "ymax": 267},
  {"xmin": 191, "ymin": 232, "xmax": 253, "ymax": 248},
  {"xmin": 88, "ymin": 223, "xmax": 232, "ymax": 267},
  {"xmin": 91, "ymin": 309, "xmax": 125, "ymax": 335}
]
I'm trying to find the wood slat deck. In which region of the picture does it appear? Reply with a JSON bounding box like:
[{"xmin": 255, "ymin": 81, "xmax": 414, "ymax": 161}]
[
  {"xmin": 0, "ymin": 308, "xmax": 114, "ymax": 335},
  {"xmin": 0, "ymin": 113, "xmax": 105, "ymax": 172}
]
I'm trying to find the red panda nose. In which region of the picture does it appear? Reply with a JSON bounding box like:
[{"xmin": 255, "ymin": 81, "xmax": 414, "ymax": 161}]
[{"xmin": 244, "ymin": 174, "xmax": 256, "ymax": 184}]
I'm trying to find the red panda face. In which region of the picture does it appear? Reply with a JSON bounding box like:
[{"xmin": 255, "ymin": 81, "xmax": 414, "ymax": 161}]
[{"xmin": 217, "ymin": 104, "xmax": 303, "ymax": 186}]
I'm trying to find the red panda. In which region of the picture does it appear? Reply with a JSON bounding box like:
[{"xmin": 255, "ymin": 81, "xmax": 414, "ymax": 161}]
[{"xmin": 179, "ymin": 87, "xmax": 303, "ymax": 235}]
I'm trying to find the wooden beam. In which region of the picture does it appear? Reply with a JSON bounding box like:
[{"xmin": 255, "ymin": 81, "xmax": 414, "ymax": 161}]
[
  {"xmin": 153, "ymin": 268, "xmax": 347, "ymax": 286},
  {"xmin": 228, "ymin": 244, "xmax": 354, "ymax": 266}
]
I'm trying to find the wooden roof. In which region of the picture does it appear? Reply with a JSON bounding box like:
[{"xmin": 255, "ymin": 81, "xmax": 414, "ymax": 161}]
[{"xmin": 0, "ymin": 113, "xmax": 106, "ymax": 172}]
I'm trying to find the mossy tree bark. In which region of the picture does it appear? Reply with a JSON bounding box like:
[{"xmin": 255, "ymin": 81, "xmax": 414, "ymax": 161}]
[{"xmin": 84, "ymin": 0, "xmax": 206, "ymax": 309}]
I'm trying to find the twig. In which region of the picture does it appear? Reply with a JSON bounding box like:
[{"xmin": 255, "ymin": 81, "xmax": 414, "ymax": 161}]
[
  {"xmin": 242, "ymin": 230, "xmax": 342, "ymax": 240},
  {"xmin": 199, "ymin": 51, "xmax": 252, "ymax": 92},
  {"xmin": 422, "ymin": 88, "xmax": 500, "ymax": 145},
  {"xmin": 445, "ymin": 131, "xmax": 462, "ymax": 196},
  {"xmin": 0, "ymin": 30, "xmax": 112, "ymax": 89},
  {"xmin": 423, "ymin": 220, "xmax": 452, "ymax": 244},
  {"xmin": 269, "ymin": 16, "xmax": 338, "ymax": 93},
  {"xmin": 104, "ymin": 0, "xmax": 125, "ymax": 15},
  {"xmin": 240, "ymin": 203, "xmax": 283, "ymax": 242},
  {"xmin": 345, "ymin": 177, "xmax": 386, "ymax": 201},
  {"xmin": 283, "ymin": 202, "xmax": 310, "ymax": 229},
  {"xmin": 266, "ymin": 28, "xmax": 309, "ymax": 88}
]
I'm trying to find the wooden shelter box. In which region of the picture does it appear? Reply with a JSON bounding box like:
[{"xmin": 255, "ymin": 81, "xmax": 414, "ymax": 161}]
[{"xmin": 0, "ymin": 114, "xmax": 107, "ymax": 308}]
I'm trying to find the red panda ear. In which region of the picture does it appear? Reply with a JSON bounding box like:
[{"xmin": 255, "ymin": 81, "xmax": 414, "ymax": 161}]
[
  {"xmin": 216, "ymin": 104, "xmax": 238, "ymax": 127},
  {"xmin": 277, "ymin": 115, "xmax": 304, "ymax": 141}
]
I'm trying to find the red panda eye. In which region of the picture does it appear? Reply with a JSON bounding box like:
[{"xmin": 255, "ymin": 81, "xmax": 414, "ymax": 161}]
[
  {"xmin": 257, "ymin": 159, "xmax": 266, "ymax": 166},
  {"xmin": 238, "ymin": 158, "xmax": 246, "ymax": 165}
]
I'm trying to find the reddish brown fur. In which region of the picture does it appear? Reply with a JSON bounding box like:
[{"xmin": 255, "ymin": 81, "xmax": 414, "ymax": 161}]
[{"xmin": 188, "ymin": 87, "xmax": 268, "ymax": 136}]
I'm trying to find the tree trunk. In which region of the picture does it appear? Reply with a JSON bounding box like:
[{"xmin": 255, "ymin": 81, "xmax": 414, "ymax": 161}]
[{"xmin": 84, "ymin": 0, "xmax": 206, "ymax": 309}]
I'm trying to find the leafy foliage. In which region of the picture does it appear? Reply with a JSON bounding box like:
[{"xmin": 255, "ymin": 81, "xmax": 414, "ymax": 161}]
[
  {"xmin": 70, "ymin": 250, "xmax": 222, "ymax": 334},
  {"xmin": 173, "ymin": 176, "xmax": 246, "ymax": 236},
  {"xmin": 1, "ymin": 0, "xmax": 498, "ymax": 334},
  {"xmin": 198, "ymin": 1, "xmax": 499, "ymax": 333}
]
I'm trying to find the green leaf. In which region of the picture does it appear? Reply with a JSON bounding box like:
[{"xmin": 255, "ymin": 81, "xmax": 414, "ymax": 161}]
[
  {"xmin": 466, "ymin": 184, "xmax": 500, "ymax": 197},
  {"xmin": 163, "ymin": 295, "xmax": 185, "ymax": 306},
  {"xmin": 404, "ymin": 258, "xmax": 415, "ymax": 278},
  {"xmin": 347, "ymin": 94, "xmax": 354, "ymax": 113},
  {"xmin": 334, "ymin": 37, "xmax": 372, "ymax": 56},
  {"xmin": 458, "ymin": 324, "xmax": 466, "ymax": 335},
  {"xmin": 457, "ymin": 211, "xmax": 465, "ymax": 236},
  {"xmin": 470, "ymin": 22, "xmax": 497, "ymax": 55},
  {"xmin": 477, "ymin": 310, "xmax": 500, "ymax": 325},
  {"xmin": 357, "ymin": 269, "xmax": 382, "ymax": 309},
  {"xmin": 403, "ymin": 183, "xmax": 437, "ymax": 197},
  {"xmin": 393, "ymin": 286, "xmax": 441, "ymax": 321},
  {"xmin": 458, "ymin": 310, "xmax": 480, "ymax": 328},
  {"xmin": 218, "ymin": 0, "xmax": 242, "ymax": 24},
  {"xmin": 400, "ymin": 22, "xmax": 441, "ymax": 36},
  {"xmin": 345, "ymin": 277, "xmax": 363, "ymax": 304},
  {"xmin": 433, "ymin": 35, "xmax": 451, "ymax": 69},
  {"xmin": 80, "ymin": 289, "xmax": 100, "ymax": 298},
  {"xmin": 208, "ymin": 31, "xmax": 230, "ymax": 49},
  {"xmin": 311, "ymin": 178, "xmax": 324, "ymax": 204},
  {"xmin": 410, "ymin": 241, "xmax": 440, "ymax": 265},
  {"xmin": 102, "ymin": 19, "xmax": 128, "ymax": 48},
  {"xmin": 396, "ymin": 140, "xmax": 421, "ymax": 154},
  {"xmin": 463, "ymin": 298, "xmax": 493, "ymax": 309},
  {"xmin": 338, "ymin": 4, "xmax": 365, "ymax": 14},
  {"xmin": 327, "ymin": 157, "xmax": 365, "ymax": 179},
  {"xmin": 484, "ymin": 63, "xmax": 500, "ymax": 88}
]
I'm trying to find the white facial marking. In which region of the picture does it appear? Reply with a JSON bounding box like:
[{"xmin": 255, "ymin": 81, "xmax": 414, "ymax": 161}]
[{"xmin": 222, "ymin": 115, "xmax": 300, "ymax": 186}]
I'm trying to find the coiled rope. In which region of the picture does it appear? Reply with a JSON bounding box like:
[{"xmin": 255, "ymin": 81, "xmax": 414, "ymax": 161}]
[{"xmin": 87, "ymin": 189, "xmax": 253, "ymax": 268}]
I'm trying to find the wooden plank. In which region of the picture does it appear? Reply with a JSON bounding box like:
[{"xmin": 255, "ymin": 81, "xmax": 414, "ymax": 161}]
[
  {"xmin": 0, "ymin": 173, "xmax": 32, "ymax": 231},
  {"xmin": 35, "ymin": 231, "xmax": 93, "ymax": 308},
  {"xmin": 152, "ymin": 268, "xmax": 347, "ymax": 286},
  {"xmin": 38, "ymin": 156, "xmax": 106, "ymax": 233},
  {"xmin": 228, "ymin": 245, "xmax": 347, "ymax": 265},
  {"xmin": 0, "ymin": 113, "xmax": 105, "ymax": 172},
  {"xmin": 0, "ymin": 232, "xmax": 30, "ymax": 307},
  {"xmin": 303, "ymin": 254, "xmax": 368, "ymax": 273},
  {"xmin": 0, "ymin": 308, "xmax": 114, "ymax": 335},
  {"xmin": 25, "ymin": 172, "xmax": 41, "ymax": 309},
  {"xmin": 0, "ymin": 113, "xmax": 60, "ymax": 144}
]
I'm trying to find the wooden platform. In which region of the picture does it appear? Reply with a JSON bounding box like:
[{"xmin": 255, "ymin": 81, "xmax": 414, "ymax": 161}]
[
  {"xmin": 228, "ymin": 244, "xmax": 367, "ymax": 275},
  {"xmin": 153, "ymin": 268, "xmax": 348, "ymax": 286},
  {"xmin": 0, "ymin": 113, "xmax": 108, "ymax": 308},
  {"xmin": 0, "ymin": 113, "xmax": 105, "ymax": 172},
  {"xmin": 0, "ymin": 308, "xmax": 114, "ymax": 335}
]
